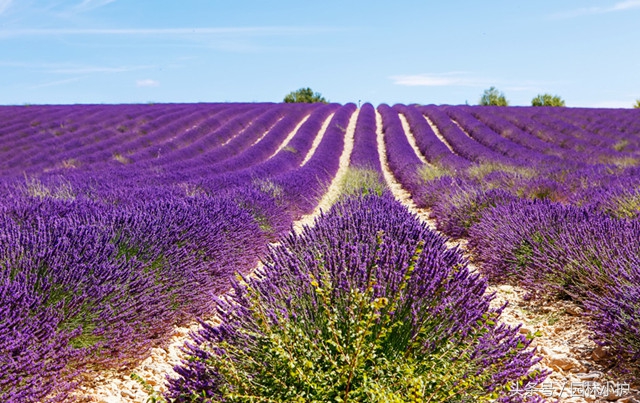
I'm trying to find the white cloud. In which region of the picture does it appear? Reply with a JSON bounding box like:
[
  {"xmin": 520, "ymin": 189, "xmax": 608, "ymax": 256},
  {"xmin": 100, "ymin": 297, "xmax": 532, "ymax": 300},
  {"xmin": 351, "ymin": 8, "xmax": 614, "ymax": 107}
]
[
  {"xmin": 390, "ymin": 72, "xmax": 488, "ymax": 87},
  {"xmin": 136, "ymin": 79, "xmax": 159, "ymax": 87},
  {"xmin": 612, "ymin": 0, "xmax": 640, "ymax": 11},
  {"xmin": 552, "ymin": 0, "xmax": 640, "ymax": 18},
  {"xmin": 0, "ymin": 0, "xmax": 12, "ymax": 15}
]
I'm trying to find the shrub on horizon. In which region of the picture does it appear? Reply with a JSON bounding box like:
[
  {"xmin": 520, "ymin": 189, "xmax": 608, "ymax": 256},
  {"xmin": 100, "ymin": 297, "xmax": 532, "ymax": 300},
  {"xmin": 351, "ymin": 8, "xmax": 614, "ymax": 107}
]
[
  {"xmin": 479, "ymin": 87, "xmax": 509, "ymax": 106},
  {"xmin": 283, "ymin": 87, "xmax": 328, "ymax": 104},
  {"xmin": 531, "ymin": 94, "xmax": 565, "ymax": 107}
]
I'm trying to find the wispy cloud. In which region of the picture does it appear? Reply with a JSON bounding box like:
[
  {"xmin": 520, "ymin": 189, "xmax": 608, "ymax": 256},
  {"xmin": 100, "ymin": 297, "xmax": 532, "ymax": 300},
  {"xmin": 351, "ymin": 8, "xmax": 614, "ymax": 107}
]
[
  {"xmin": 390, "ymin": 73, "xmax": 559, "ymax": 95},
  {"xmin": 136, "ymin": 79, "xmax": 159, "ymax": 87},
  {"xmin": 74, "ymin": 0, "xmax": 116, "ymax": 11},
  {"xmin": 390, "ymin": 72, "xmax": 489, "ymax": 87},
  {"xmin": 0, "ymin": 26, "xmax": 340, "ymax": 38},
  {"xmin": 612, "ymin": 0, "xmax": 640, "ymax": 10},
  {"xmin": 29, "ymin": 76, "xmax": 84, "ymax": 89},
  {"xmin": 51, "ymin": 65, "xmax": 153, "ymax": 74},
  {"xmin": 551, "ymin": 0, "xmax": 640, "ymax": 18},
  {"xmin": 0, "ymin": 61, "xmax": 155, "ymax": 74},
  {"xmin": 0, "ymin": 0, "xmax": 12, "ymax": 15}
]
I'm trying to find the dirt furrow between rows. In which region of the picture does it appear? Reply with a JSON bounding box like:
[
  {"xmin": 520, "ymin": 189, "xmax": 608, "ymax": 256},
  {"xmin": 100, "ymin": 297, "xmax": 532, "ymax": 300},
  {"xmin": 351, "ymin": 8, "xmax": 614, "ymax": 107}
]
[
  {"xmin": 398, "ymin": 113, "xmax": 432, "ymax": 166},
  {"xmin": 300, "ymin": 113, "xmax": 334, "ymax": 166},
  {"xmin": 268, "ymin": 113, "xmax": 311, "ymax": 158},
  {"xmin": 293, "ymin": 108, "xmax": 358, "ymax": 233},
  {"xmin": 423, "ymin": 114, "xmax": 457, "ymax": 154}
]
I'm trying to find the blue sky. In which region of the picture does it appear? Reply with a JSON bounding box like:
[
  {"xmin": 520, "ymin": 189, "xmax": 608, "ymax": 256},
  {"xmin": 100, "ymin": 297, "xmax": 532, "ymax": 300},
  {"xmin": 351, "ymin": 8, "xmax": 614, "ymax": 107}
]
[{"xmin": 0, "ymin": 0, "xmax": 639, "ymax": 107}]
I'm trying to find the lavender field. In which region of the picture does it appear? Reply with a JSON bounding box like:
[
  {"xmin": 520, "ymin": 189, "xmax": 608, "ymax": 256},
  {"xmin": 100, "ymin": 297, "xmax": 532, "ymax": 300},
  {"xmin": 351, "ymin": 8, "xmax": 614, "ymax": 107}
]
[{"xmin": 1, "ymin": 102, "xmax": 639, "ymax": 402}]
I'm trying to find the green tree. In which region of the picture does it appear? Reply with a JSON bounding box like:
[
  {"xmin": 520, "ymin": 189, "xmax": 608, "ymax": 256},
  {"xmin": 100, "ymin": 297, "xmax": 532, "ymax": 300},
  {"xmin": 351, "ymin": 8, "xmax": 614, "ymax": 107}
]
[
  {"xmin": 634, "ymin": 99, "xmax": 640, "ymax": 109},
  {"xmin": 479, "ymin": 86, "xmax": 509, "ymax": 106},
  {"xmin": 283, "ymin": 87, "xmax": 328, "ymax": 103},
  {"xmin": 531, "ymin": 93, "xmax": 565, "ymax": 107}
]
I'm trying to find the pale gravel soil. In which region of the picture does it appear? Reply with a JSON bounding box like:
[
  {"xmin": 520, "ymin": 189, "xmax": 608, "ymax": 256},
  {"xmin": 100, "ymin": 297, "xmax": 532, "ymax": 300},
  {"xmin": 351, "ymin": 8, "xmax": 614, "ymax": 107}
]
[
  {"xmin": 398, "ymin": 113, "xmax": 431, "ymax": 166},
  {"xmin": 75, "ymin": 322, "xmax": 204, "ymax": 403},
  {"xmin": 486, "ymin": 285, "xmax": 637, "ymax": 402},
  {"xmin": 449, "ymin": 116, "xmax": 475, "ymax": 140},
  {"xmin": 250, "ymin": 116, "xmax": 286, "ymax": 147},
  {"xmin": 424, "ymin": 114, "xmax": 457, "ymax": 154},
  {"xmin": 76, "ymin": 110, "xmax": 355, "ymax": 403},
  {"xmin": 300, "ymin": 113, "xmax": 334, "ymax": 166},
  {"xmin": 269, "ymin": 113, "xmax": 311, "ymax": 158}
]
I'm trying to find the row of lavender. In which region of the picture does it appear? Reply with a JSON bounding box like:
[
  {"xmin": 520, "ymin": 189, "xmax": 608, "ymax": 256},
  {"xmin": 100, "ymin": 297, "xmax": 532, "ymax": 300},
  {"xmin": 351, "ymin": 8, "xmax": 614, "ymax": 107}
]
[
  {"xmin": 0, "ymin": 103, "xmax": 311, "ymax": 181},
  {"xmin": 381, "ymin": 103, "xmax": 640, "ymax": 379},
  {"xmin": 0, "ymin": 103, "xmax": 252, "ymax": 176},
  {"xmin": 0, "ymin": 103, "xmax": 357, "ymax": 402}
]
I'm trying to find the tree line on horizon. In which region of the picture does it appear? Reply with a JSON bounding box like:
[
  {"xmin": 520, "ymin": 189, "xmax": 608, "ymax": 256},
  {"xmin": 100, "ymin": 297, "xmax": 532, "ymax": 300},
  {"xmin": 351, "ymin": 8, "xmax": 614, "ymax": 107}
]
[
  {"xmin": 479, "ymin": 87, "xmax": 566, "ymax": 107},
  {"xmin": 284, "ymin": 87, "xmax": 640, "ymax": 108}
]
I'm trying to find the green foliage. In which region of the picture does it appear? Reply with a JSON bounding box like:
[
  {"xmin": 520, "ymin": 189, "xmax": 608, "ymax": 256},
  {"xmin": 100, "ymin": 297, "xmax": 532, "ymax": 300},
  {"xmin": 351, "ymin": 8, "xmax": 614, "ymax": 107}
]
[
  {"xmin": 339, "ymin": 168, "xmax": 387, "ymax": 197},
  {"xmin": 634, "ymin": 99, "xmax": 640, "ymax": 109},
  {"xmin": 445, "ymin": 188, "xmax": 511, "ymax": 233},
  {"xmin": 479, "ymin": 87, "xmax": 509, "ymax": 106},
  {"xmin": 467, "ymin": 162, "xmax": 536, "ymax": 182},
  {"xmin": 602, "ymin": 189, "xmax": 640, "ymax": 219},
  {"xmin": 252, "ymin": 178, "xmax": 283, "ymax": 198},
  {"xmin": 284, "ymin": 87, "xmax": 328, "ymax": 104},
  {"xmin": 531, "ymin": 93, "xmax": 565, "ymax": 107},
  {"xmin": 22, "ymin": 175, "xmax": 75, "ymax": 200},
  {"xmin": 609, "ymin": 157, "xmax": 640, "ymax": 168},
  {"xmin": 417, "ymin": 165, "xmax": 452, "ymax": 182},
  {"xmin": 511, "ymin": 239, "xmax": 534, "ymax": 273},
  {"xmin": 613, "ymin": 139, "xmax": 629, "ymax": 152},
  {"xmin": 187, "ymin": 240, "xmax": 536, "ymax": 402},
  {"xmin": 131, "ymin": 373, "xmax": 166, "ymax": 403}
]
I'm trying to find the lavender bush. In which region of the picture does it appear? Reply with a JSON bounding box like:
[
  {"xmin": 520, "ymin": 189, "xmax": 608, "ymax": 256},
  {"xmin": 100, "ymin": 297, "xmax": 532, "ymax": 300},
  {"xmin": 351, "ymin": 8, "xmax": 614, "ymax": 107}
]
[
  {"xmin": 430, "ymin": 185, "xmax": 517, "ymax": 238},
  {"xmin": 167, "ymin": 193, "xmax": 546, "ymax": 402}
]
